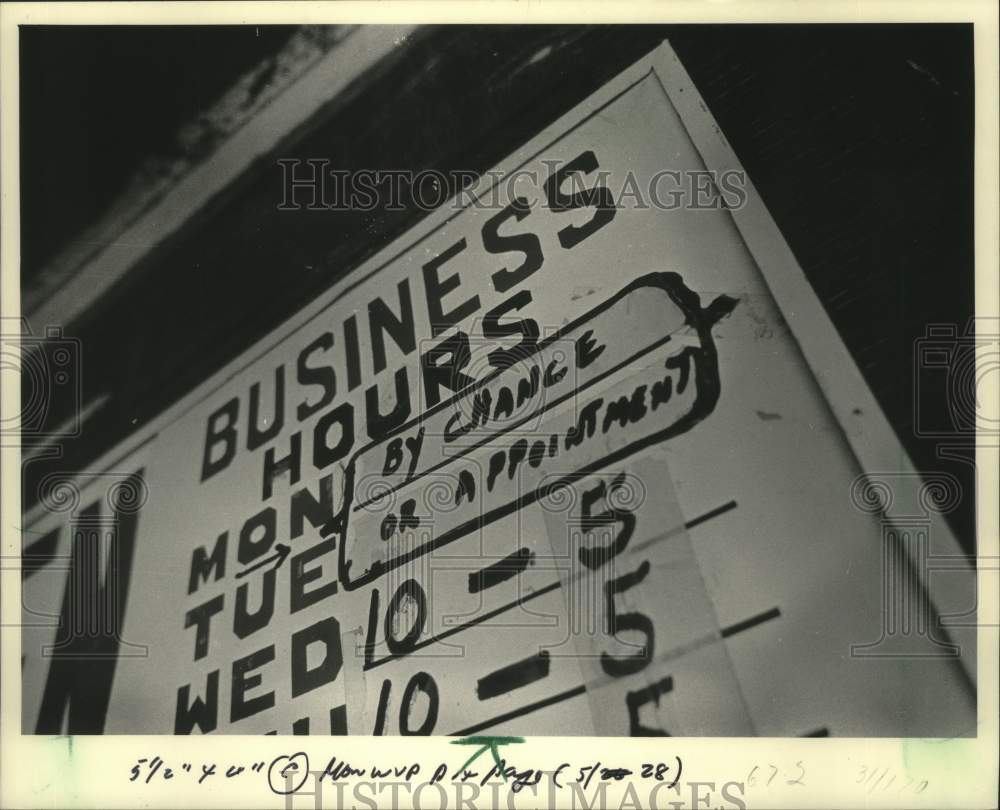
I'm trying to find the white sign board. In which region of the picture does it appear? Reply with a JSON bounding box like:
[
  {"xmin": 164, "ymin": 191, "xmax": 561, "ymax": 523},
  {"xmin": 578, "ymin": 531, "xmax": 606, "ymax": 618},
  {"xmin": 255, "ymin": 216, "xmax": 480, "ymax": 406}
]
[{"xmin": 22, "ymin": 42, "xmax": 976, "ymax": 738}]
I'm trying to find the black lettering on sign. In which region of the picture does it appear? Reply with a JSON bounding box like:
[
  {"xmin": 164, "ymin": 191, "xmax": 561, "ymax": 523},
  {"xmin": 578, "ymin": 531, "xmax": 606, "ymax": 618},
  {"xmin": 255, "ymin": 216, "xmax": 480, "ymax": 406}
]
[
  {"xmin": 476, "ymin": 652, "xmax": 551, "ymax": 701},
  {"xmin": 185, "ymin": 594, "xmax": 224, "ymax": 660},
  {"xmin": 330, "ymin": 704, "xmax": 348, "ymax": 734},
  {"xmin": 369, "ymin": 278, "xmax": 416, "ymax": 374},
  {"xmin": 544, "ymin": 358, "xmax": 568, "ymax": 386},
  {"xmin": 384, "ymin": 579, "xmax": 428, "ymax": 655},
  {"xmin": 626, "ymin": 675, "xmax": 674, "ymax": 736},
  {"xmin": 483, "ymin": 197, "xmax": 543, "ymax": 294},
  {"xmin": 575, "ymin": 329, "xmax": 605, "ymax": 369},
  {"xmin": 35, "ymin": 474, "xmax": 145, "ymax": 733},
  {"xmin": 483, "ymin": 290, "xmax": 539, "ymax": 371},
  {"xmin": 565, "ymin": 398, "xmax": 603, "ymax": 450},
  {"xmin": 175, "ymin": 670, "xmax": 219, "ymax": 734},
  {"xmin": 231, "ymin": 645, "xmax": 275, "ymax": 723},
  {"xmin": 313, "ymin": 401, "xmax": 355, "ymax": 470},
  {"xmin": 544, "ymin": 150, "xmax": 616, "ymax": 250},
  {"xmin": 369, "ymin": 661, "xmax": 439, "ymax": 735},
  {"xmin": 233, "ymin": 568, "xmax": 276, "ymax": 639},
  {"xmin": 381, "ymin": 427, "xmax": 425, "ymax": 480},
  {"xmin": 601, "ymin": 560, "xmax": 654, "ymax": 677},
  {"xmin": 343, "ymin": 313, "xmax": 362, "ymax": 392},
  {"xmin": 238, "ymin": 506, "xmax": 276, "ymax": 565},
  {"xmin": 296, "ymin": 331, "xmax": 337, "ymax": 421},
  {"xmin": 248, "ymin": 366, "xmax": 285, "ymax": 452},
  {"xmin": 276, "ymin": 705, "xmax": 346, "ymax": 736},
  {"xmin": 401, "ymin": 672, "xmax": 439, "ymax": 735},
  {"xmin": 290, "ymin": 537, "xmax": 338, "ymax": 613},
  {"xmin": 201, "ymin": 398, "xmax": 239, "ymax": 481},
  {"xmin": 422, "ymin": 238, "xmax": 480, "ymax": 337},
  {"xmin": 362, "ymin": 588, "xmax": 381, "ymax": 669},
  {"xmin": 602, "ymin": 386, "xmax": 648, "ymax": 434},
  {"xmin": 291, "ymin": 616, "xmax": 343, "ymax": 698},
  {"xmin": 189, "ymin": 532, "xmax": 227, "ymax": 595},
  {"xmin": 421, "ymin": 331, "xmax": 476, "ymax": 409},
  {"xmin": 578, "ymin": 472, "xmax": 636, "ymax": 570},
  {"xmin": 262, "ymin": 432, "xmax": 301, "ymax": 500},
  {"xmin": 455, "ymin": 469, "xmax": 476, "ymax": 505},
  {"xmin": 468, "ymin": 547, "xmax": 534, "ymax": 594},
  {"xmin": 379, "ymin": 498, "xmax": 420, "ymax": 542},
  {"xmin": 373, "ymin": 678, "xmax": 392, "ymax": 735},
  {"xmin": 289, "ymin": 473, "xmax": 334, "ymax": 541}
]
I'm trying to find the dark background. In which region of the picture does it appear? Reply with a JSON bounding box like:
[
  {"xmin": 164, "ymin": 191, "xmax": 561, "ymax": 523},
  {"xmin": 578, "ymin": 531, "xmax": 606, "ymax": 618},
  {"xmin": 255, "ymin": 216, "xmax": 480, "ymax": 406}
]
[{"xmin": 19, "ymin": 24, "xmax": 976, "ymax": 549}]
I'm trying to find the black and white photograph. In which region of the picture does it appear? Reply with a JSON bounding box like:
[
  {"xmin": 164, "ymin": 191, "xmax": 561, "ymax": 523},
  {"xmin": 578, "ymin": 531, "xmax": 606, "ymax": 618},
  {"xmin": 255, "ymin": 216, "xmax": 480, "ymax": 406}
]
[{"xmin": 1, "ymin": 4, "xmax": 997, "ymax": 809}]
